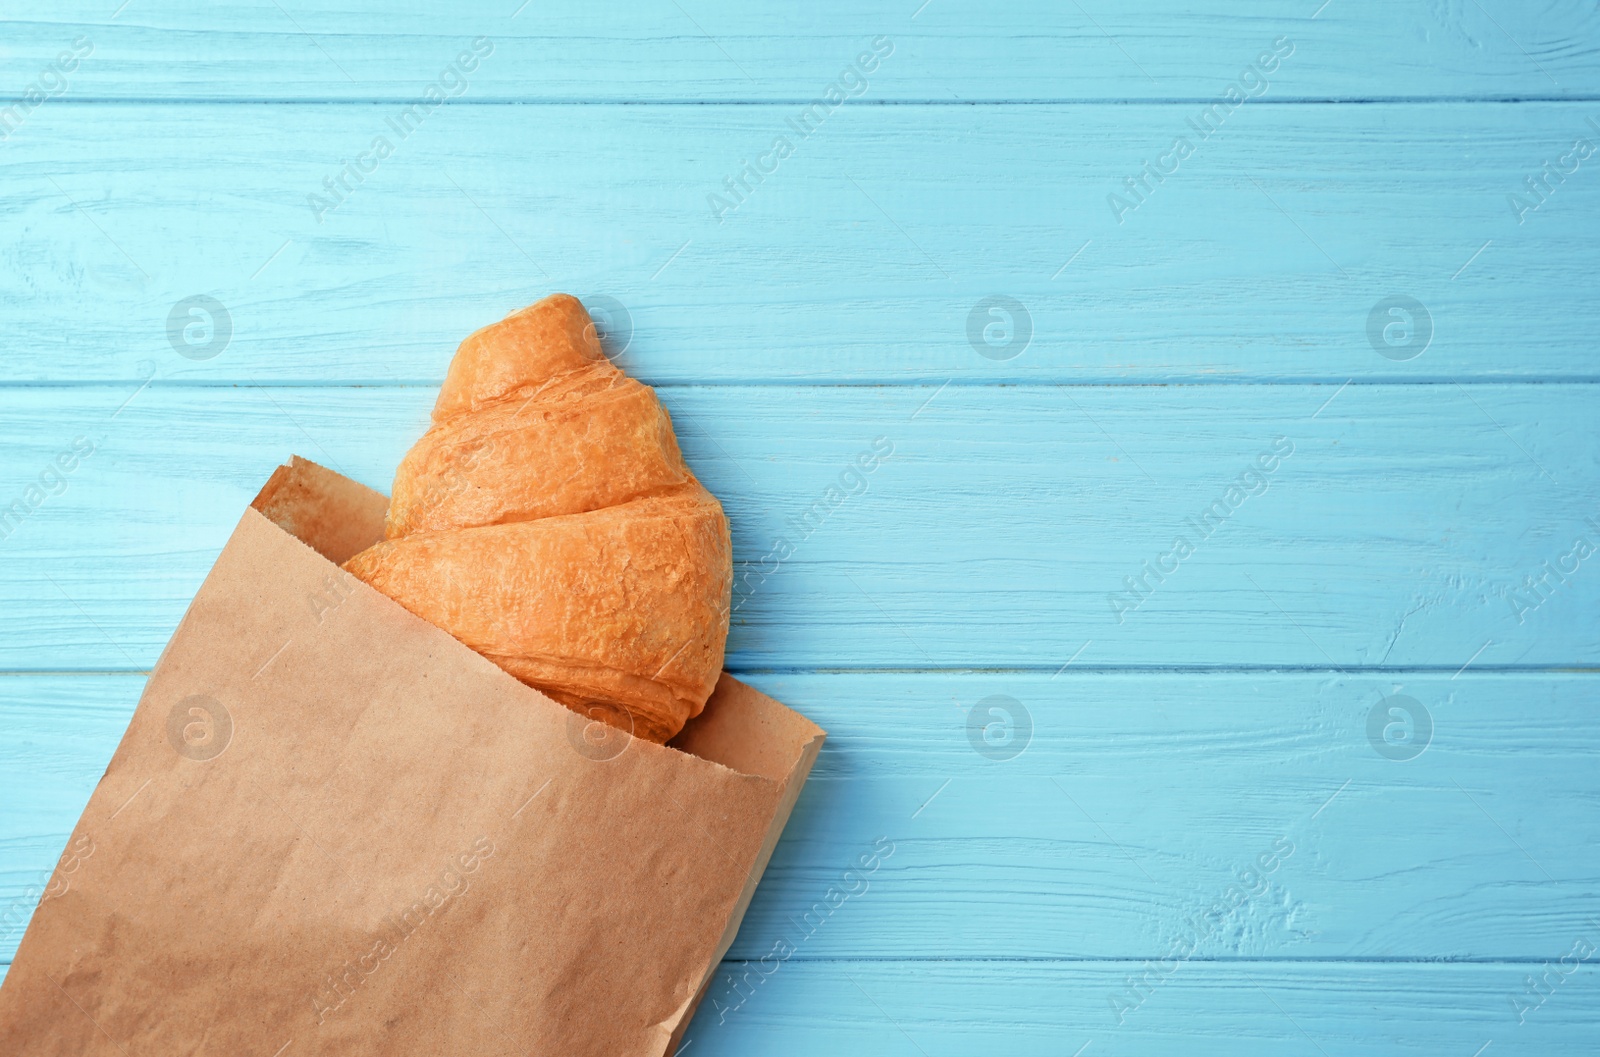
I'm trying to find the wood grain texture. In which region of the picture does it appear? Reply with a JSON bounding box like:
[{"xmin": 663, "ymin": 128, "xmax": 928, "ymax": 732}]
[
  {"xmin": 3, "ymin": 104, "xmax": 1599, "ymax": 384},
  {"xmin": 0, "ymin": 384, "xmax": 1592, "ymax": 670},
  {"xmin": 4, "ymin": 671, "xmax": 1597, "ymax": 967},
  {"xmin": 4, "ymin": 1, "xmax": 1598, "ymax": 101},
  {"xmin": 1, "ymin": 955, "xmax": 1593, "ymax": 1055},
  {"xmin": 2, "ymin": 2, "xmax": 1599, "ymax": 1049},
  {"xmin": 682, "ymin": 960, "xmax": 1599, "ymax": 1056}
]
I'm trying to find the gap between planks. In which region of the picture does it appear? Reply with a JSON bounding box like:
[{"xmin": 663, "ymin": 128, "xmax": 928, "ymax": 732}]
[
  {"xmin": 2, "ymin": 955, "xmax": 1594, "ymax": 967},
  {"xmin": 34, "ymin": 96, "xmax": 1600, "ymax": 107},
  {"xmin": 5, "ymin": 380, "xmax": 1600, "ymax": 389},
  {"xmin": 2, "ymin": 666, "xmax": 1598, "ymax": 678}
]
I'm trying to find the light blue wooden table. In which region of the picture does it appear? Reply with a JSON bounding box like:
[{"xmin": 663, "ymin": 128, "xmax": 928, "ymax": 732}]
[{"xmin": 3, "ymin": 2, "xmax": 1598, "ymax": 1052}]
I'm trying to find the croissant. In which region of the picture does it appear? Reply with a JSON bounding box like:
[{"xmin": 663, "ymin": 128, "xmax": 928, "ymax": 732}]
[{"xmin": 343, "ymin": 294, "xmax": 732, "ymax": 744}]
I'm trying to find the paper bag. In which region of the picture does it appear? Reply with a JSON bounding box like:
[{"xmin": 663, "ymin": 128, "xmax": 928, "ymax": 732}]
[{"xmin": 0, "ymin": 456, "xmax": 824, "ymax": 1056}]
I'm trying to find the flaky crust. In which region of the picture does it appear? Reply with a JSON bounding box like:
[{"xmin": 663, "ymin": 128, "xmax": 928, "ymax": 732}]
[{"xmin": 344, "ymin": 294, "xmax": 732, "ymax": 743}]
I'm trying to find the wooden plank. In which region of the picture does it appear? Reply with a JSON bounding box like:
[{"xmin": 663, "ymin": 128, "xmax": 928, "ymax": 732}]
[
  {"xmin": 3, "ymin": 103, "xmax": 1599, "ymax": 384},
  {"xmin": 3, "ymin": 2, "xmax": 1597, "ymax": 101},
  {"xmin": 0, "ymin": 383, "xmax": 1592, "ymax": 670},
  {"xmin": 0, "ymin": 678, "xmax": 124, "ymax": 957},
  {"xmin": 3, "ymin": 672, "xmax": 1597, "ymax": 964},
  {"xmin": 737, "ymin": 670, "xmax": 1600, "ymax": 962},
  {"xmin": 2, "ymin": 956, "xmax": 1593, "ymax": 1055},
  {"xmin": 681, "ymin": 960, "xmax": 1599, "ymax": 1056}
]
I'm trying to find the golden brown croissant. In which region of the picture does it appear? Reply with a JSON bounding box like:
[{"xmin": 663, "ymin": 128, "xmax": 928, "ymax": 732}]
[{"xmin": 343, "ymin": 294, "xmax": 732, "ymax": 744}]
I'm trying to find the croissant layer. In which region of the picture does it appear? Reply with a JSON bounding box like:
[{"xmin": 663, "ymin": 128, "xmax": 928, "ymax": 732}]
[{"xmin": 344, "ymin": 294, "xmax": 732, "ymax": 743}]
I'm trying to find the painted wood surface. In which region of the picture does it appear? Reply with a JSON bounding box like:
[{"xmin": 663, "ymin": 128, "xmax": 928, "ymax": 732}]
[
  {"xmin": 4, "ymin": 672, "xmax": 1596, "ymax": 966},
  {"xmin": 2, "ymin": 104, "xmax": 1599, "ymax": 384},
  {"xmin": 2, "ymin": 956, "xmax": 1594, "ymax": 1055},
  {"xmin": 1, "ymin": 1, "xmax": 1597, "ymax": 1054},
  {"xmin": 0, "ymin": 384, "xmax": 1594, "ymax": 669},
  {"xmin": 656, "ymin": 960, "xmax": 1600, "ymax": 1056},
  {"xmin": 5, "ymin": 1, "xmax": 1598, "ymax": 101}
]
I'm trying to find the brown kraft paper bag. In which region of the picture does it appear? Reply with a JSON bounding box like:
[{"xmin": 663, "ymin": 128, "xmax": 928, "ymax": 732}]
[{"xmin": 0, "ymin": 456, "xmax": 825, "ymax": 1056}]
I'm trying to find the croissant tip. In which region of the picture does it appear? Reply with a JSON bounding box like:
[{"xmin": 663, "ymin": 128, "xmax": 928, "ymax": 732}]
[
  {"xmin": 509, "ymin": 291, "xmax": 584, "ymax": 318},
  {"xmin": 379, "ymin": 296, "xmax": 730, "ymax": 743}
]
